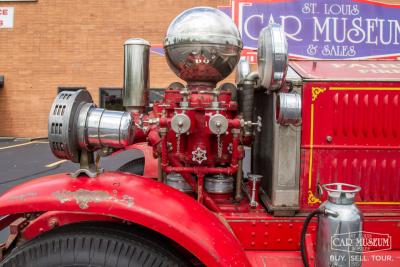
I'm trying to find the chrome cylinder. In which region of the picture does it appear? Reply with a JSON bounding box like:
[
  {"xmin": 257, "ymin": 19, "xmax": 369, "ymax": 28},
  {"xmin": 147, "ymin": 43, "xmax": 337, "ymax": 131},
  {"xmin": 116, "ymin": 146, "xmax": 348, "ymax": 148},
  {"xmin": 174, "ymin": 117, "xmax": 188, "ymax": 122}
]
[
  {"xmin": 258, "ymin": 23, "xmax": 288, "ymax": 91},
  {"xmin": 123, "ymin": 38, "xmax": 150, "ymax": 112},
  {"xmin": 276, "ymin": 92, "xmax": 301, "ymax": 125},
  {"xmin": 166, "ymin": 173, "xmax": 193, "ymax": 193},
  {"xmin": 316, "ymin": 183, "xmax": 363, "ymax": 267},
  {"xmin": 78, "ymin": 106, "xmax": 135, "ymax": 149},
  {"xmin": 205, "ymin": 174, "xmax": 234, "ymax": 194}
]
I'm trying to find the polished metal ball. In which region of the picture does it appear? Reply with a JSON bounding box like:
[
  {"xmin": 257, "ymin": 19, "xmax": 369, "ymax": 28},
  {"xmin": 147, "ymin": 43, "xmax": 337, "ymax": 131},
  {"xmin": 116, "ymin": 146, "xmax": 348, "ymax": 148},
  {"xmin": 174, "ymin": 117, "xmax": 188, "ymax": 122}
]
[{"xmin": 164, "ymin": 7, "xmax": 242, "ymax": 85}]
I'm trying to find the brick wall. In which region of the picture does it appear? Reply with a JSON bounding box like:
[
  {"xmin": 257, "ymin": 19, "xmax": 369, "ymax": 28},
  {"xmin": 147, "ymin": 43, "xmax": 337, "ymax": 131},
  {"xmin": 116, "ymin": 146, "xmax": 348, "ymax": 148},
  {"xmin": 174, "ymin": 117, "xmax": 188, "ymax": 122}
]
[
  {"xmin": 0, "ymin": 0, "xmax": 229, "ymax": 137},
  {"xmin": 0, "ymin": 0, "xmax": 399, "ymax": 137}
]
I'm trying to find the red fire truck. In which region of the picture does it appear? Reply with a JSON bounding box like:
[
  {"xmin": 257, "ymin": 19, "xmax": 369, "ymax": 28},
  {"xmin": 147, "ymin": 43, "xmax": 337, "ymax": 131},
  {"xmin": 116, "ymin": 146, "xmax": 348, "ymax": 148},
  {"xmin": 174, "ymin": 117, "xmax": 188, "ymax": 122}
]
[{"xmin": 0, "ymin": 7, "xmax": 398, "ymax": 267}]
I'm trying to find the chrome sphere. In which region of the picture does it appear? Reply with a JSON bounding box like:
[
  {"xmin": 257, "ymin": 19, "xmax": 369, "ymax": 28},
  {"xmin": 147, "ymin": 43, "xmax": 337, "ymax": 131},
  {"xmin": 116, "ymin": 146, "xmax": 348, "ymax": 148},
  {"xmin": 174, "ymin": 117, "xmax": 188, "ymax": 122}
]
[{"xmin": 164, "ymin": 7, "xmax": 242, "ymax": 85}]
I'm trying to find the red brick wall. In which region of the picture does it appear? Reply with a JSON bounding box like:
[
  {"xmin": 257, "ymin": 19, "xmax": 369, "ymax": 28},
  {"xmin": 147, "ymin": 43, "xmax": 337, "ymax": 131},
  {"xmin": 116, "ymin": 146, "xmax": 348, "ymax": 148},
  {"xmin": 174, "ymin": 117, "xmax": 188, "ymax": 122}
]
[
  {"xmin": 0, "ymin": 0, "xmax": 399, "ymax": 137},
  {"xmin": 0, "ymin": 0, "xmax": 229, "ymax": 137}
]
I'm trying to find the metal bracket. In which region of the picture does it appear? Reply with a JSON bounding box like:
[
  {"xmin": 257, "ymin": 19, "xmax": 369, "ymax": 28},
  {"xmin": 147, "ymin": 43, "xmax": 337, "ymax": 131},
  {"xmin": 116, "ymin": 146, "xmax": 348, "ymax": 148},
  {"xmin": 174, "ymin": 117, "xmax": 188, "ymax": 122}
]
[
  {"xmin": 71, "ymin": 149, "xmax": 103, "ymax": 178},
  {"xmin": 0, "ymin": 217, "xmax": 28, "ymax": 260}
]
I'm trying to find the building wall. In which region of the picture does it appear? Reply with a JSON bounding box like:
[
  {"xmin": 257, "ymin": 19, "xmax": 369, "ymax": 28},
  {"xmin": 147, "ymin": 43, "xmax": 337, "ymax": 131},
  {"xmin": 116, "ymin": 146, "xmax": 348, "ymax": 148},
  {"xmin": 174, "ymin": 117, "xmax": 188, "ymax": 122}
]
[
  {"xmin": 0, "ymin": 0, "xmax": 229, "ymax": 137},
  {"xmin": 0, "ymin": 0, "xmax": 399, "ymax": 137}
]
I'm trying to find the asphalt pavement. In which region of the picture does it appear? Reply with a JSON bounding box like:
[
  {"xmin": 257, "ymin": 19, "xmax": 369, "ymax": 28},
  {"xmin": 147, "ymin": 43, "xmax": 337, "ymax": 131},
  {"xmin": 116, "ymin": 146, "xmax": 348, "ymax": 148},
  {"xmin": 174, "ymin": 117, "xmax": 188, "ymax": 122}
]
[{"xmin": 0, "ymin": 139, "xmax": 143, "ymax": 242}]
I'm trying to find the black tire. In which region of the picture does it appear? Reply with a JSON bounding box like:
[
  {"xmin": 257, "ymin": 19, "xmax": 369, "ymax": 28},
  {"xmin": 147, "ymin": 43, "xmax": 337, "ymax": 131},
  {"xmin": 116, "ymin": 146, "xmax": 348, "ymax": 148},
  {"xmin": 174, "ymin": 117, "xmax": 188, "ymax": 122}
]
[
  {"xmin": 118, "ymin": 157, "xmax": 145, "ymax": 175},
  {"xmin": 1, "ymin": 223, "xmax": 189, "ymax": 267}
]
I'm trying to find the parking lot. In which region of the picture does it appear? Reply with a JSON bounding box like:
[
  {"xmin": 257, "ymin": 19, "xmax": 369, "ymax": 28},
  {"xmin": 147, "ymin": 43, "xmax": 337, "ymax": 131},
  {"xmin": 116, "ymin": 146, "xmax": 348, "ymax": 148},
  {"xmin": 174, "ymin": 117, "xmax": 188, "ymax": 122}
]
[{"xmin": 0, "ymin": 139, "xmax": 142, "ymax": 241}]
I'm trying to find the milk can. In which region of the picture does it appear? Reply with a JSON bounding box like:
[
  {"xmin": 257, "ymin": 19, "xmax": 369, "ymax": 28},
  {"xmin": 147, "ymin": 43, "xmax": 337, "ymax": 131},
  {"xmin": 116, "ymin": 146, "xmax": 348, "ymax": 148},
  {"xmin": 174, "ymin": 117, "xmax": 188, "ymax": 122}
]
[{"xmin": 316, "ymin": 183, "xmax": 363, "ymax": 267}]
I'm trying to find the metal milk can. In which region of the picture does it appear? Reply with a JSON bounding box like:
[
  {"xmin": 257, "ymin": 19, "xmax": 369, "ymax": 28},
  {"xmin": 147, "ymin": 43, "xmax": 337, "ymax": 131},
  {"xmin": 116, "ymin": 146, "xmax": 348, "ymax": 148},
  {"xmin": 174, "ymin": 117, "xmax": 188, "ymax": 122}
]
[{"xmin": 316, "ymin": 183, "xmax": 363, "ymax": 267}]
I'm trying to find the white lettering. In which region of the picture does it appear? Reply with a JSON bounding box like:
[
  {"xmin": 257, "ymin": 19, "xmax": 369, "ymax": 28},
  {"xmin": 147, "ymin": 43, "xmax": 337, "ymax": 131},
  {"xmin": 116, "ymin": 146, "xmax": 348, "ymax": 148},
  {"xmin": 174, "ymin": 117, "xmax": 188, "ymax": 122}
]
[
  {"xmin": 280, "ymin": 15, "xmax": 303, "ymax": 41},
  {"xmin": 244, "ymin": 14, "xmax": 264, "ymax": 41},
  {"xmin": 314, "ymin": 17, "xmax": 331, "ymax": 42}
]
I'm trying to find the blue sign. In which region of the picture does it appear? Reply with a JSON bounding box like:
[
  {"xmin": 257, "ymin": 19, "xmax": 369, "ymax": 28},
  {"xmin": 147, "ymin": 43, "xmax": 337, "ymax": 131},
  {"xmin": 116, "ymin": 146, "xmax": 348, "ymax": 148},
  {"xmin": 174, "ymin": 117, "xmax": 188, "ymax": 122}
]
[{"xmin": 219, "ymin": 0, "xmax": 400, "ymax": 60}]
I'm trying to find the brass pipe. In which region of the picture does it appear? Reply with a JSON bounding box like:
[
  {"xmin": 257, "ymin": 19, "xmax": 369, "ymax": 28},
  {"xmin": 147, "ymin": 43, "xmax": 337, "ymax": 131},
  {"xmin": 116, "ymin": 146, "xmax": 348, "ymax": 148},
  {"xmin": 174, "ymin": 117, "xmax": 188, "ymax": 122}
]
[{"xmin": 235, "ymin": 158, "xmax": 243, "ymax": 202}]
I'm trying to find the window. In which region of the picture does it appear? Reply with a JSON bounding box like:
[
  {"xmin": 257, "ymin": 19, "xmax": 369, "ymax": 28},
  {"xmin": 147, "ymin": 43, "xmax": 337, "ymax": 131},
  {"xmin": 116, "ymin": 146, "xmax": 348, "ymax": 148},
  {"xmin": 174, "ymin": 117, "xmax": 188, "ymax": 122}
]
[
  {"xmin": 58, "ymin": 86, "xmax": 86, "ymax": 93},
  {"xmin": 98, "ymin": 88, "xmax": 166, "ymax": 111},
  {"xmin": 148, "ymin": 88, "xmax": 165, "ymax": 104},
  {"xmin": 99, "ymin": 88, "xmax": 124, "ymax": 111}
]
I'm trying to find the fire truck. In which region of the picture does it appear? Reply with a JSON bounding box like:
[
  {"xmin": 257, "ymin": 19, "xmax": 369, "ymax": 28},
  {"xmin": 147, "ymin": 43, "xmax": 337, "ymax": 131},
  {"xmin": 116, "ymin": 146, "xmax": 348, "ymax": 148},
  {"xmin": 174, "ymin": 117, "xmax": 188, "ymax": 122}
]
[{"xmin": 0, "ymin": 7, "xmax": 399, "ymax": 267}]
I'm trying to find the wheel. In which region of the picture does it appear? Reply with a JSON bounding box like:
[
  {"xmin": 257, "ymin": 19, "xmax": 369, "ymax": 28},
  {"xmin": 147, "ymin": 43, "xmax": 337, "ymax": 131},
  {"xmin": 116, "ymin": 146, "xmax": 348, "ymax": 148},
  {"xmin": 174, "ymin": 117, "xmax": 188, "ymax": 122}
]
[
  {"xmin": 1, "ymin": 223, "xmax": 189, "ymax": 267},
  {"xmin": 118, "ymin": 157, "xmax": 145, "ymax": 175}
]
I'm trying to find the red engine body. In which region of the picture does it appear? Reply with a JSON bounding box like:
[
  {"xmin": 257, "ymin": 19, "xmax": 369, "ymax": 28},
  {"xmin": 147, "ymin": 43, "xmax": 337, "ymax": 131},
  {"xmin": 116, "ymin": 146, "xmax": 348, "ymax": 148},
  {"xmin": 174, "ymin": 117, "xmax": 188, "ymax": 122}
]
[
  {"xmin": 0, "ymin": 60, "xmax": 399, "ymax": 267},
  {"xmin": 294, "ymin": 61, "xmax": 400, "ymax": 213}
]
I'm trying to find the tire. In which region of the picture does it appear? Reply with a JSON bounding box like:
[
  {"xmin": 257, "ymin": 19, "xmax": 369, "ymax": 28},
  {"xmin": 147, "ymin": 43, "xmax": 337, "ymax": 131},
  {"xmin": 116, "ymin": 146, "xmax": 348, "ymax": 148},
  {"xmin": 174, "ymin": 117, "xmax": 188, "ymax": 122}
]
[
  {"xmin": 1, "ymin": 223, "xmax": 189, "ymax": 267},
  {"xmin": 118, "ymin": 157, "xmax": 145, "ymax": 175}
]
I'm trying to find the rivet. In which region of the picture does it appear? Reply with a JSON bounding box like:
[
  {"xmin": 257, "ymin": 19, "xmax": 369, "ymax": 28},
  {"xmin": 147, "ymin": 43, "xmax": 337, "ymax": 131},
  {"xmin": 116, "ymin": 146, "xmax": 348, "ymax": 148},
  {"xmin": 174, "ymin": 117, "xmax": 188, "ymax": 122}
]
[
  {"xmin": 288, "ymin": 238, "xmax": 293, "ymax": 243},
  {"xmin": 251, "ymin": 241, "xmax": 255, "ymax": 247},
  {"xmin": 263, "ymin": 242, "xmax": 268, "ymax": 246},
  {"xmin": 264, "ymin": 222, "xmax": 269, "ymax": 227},
  {"xmin": 48, "ymin": 217, "xmax": 59, "ymax": 228},
  {"xmin": 289, "ymin": 224, "xmax": 293, "ymax": 228},
  {"xmin": 278, "ymin": 223, "xmax": 282, "ymax": 228},
  {"xmin": 276, "ymin": 239, "xmax": 281, "ymax": 243},
  {"xmin": 251, "ymin": 232, "xmax": 256, "ymax": 237},
  {"xmin": 326, "ymin": 135, "xmax": 333, "ymax": 143},
  {"xmin": 264, "ymin": 232, "xmax": 268, "ymax": 237}
]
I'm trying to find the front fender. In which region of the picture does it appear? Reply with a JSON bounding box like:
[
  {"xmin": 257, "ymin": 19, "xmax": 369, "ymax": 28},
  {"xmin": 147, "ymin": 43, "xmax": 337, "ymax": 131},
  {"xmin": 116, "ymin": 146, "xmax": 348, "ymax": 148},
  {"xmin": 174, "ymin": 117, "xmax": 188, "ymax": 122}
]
[{"xmin": 0, "ymin": 172, "xmax": 250, "ymax": 267}]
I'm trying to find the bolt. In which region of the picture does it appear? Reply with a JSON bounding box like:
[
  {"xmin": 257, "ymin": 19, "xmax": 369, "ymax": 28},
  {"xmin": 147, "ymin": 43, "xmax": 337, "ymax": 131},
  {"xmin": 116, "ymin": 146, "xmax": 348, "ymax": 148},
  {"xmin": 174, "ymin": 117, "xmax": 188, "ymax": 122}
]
[
  {"xmin": 326, "ymin": 135, "xmax": 333, "ymax": 143},
  {"xmin": 48, "ymin": 217, "xmax": 59, "ymax": 228}
]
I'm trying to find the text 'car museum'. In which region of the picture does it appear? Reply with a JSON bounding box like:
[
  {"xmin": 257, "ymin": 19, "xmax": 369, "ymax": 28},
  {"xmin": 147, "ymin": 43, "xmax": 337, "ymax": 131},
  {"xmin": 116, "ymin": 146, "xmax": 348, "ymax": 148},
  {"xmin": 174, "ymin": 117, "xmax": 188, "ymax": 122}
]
[{"xmin": 0, "ymin": 0, "xmax": 400, "ymax": 267}]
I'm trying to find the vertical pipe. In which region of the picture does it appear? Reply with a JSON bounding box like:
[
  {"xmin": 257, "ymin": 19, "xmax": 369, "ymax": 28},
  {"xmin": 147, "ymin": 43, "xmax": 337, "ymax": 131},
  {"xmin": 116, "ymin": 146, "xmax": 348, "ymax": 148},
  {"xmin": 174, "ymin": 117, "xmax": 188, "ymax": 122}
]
[
  {"xmin": 159, "ymin": 128, "xmax": 168, "ymax": 182},
  {"xmin": 123, "ymin": 38, "xmax": 150, "ymax": 112},
  {"xmin": 197, "ymin": 173, "xmax": 204, "ymax": 204},
  {"xmin": 157, "ymin": 157, "xmax": 163, "ymax": 182},
  {"xmin": 235, "ymin": 158, "xmax": 243, "ymax": 201}
]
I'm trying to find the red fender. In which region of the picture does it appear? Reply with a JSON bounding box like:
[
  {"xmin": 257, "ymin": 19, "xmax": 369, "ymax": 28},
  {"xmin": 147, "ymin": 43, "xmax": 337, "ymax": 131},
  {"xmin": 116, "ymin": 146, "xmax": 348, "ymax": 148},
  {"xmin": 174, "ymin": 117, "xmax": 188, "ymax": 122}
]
[
  {"xmin": 116, "ymin": 142, "xmax": 158, "ymax": 178},
  {"xmin": 0, "ymin": 172, "xmax": 250, "ymax": 267}
]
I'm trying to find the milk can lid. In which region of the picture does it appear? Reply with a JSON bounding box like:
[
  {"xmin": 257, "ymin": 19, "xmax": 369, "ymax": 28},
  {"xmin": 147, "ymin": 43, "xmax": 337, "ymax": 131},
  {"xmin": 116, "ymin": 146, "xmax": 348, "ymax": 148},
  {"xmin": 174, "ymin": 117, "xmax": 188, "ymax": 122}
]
[{"xmin": 322, "ymin": 183, "xmax": 361, "ymax": 205}]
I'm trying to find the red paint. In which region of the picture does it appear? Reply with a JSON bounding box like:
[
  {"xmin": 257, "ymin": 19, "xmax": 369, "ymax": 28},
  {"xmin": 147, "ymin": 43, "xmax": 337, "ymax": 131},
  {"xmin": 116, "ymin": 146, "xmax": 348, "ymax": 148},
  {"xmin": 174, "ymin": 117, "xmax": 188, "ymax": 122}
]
[
  {"xmin": 291, "ymin": 60, "xmax": 400, "ymax": 81},
  {"xmin": 123, "ymin": 142, "xmax": 158, "ymax": 178},
  {"xmin": 1, "ymin": 59, "xmax": 400, "ymax": 266},
  {"xmin": 299, "ymin": 75, "xmax": 400, "ymax": 212},
  {"xmin": 22, "ymin": 211, "xmax": 116, "ymax": 240},
  {"xmin": 0, "ymin": 172, "xmax": 250, "ymax": 267}
]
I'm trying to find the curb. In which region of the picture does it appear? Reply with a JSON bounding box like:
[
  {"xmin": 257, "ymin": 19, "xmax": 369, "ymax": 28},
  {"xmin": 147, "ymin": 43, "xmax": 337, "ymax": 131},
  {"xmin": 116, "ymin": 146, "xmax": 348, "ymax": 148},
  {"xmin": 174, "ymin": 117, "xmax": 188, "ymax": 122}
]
[
  {"xmin": 0, "ymin": 137, "xmax": 16, "ymax": 141},
  {"xmin": 0, "ymin": 137, "xmax": 48, "ymax": 142}
]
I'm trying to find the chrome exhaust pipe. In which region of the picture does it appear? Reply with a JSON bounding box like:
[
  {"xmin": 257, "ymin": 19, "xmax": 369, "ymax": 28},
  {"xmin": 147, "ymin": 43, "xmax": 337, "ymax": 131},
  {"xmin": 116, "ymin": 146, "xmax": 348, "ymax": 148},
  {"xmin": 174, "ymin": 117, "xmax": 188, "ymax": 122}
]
[{"xmin": 123, "ymin": 38, "xmax": 150, "ymax": 112}]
